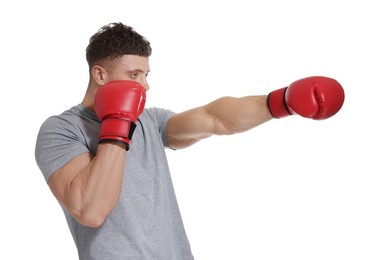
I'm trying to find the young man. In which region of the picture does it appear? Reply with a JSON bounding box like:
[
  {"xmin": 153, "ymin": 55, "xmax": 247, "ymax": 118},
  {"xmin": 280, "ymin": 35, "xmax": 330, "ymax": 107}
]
[{"xmin": 35, "ymin": 22, "xmax": 345, "ymax": 260}]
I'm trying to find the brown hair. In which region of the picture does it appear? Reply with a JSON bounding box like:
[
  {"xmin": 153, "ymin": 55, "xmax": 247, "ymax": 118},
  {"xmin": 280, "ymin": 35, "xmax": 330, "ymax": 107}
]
[{"xmin": 86, "ymin": 22, "xmax": 152, "ymax": 70}]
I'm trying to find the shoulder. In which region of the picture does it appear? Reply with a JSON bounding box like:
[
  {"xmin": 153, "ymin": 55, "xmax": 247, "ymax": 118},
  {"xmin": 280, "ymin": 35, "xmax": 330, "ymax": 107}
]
[
  {"xmin": 140, "ymin": 107, "xmax": 176, "ymax": 125},
  {"xmin": 39, "ymin": 105, "xmax": 99, "ymax": 134}
]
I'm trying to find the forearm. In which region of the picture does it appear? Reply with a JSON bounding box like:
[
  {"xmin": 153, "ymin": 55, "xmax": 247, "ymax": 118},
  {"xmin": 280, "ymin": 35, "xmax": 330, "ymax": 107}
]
[
  {"xmin": 206, "ymin": 95, "xmax": 273, "ymax": 135},
  {"xmin": 167, "ymin": 95, "xmax": 273, "ymax": 149},
  {"xmin": 65, "ymin": 143, "xmax": 126, "ymax": 227}
]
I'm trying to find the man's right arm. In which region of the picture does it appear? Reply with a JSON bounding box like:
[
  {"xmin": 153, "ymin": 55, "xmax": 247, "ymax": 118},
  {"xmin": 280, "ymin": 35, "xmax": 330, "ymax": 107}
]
[
  {"xmin": 47, "ymin": 142, "xmax": 126, "ymax": 228},
  {"xmin": 47, "ymin": 80, "xmax": 146, "ymax": 228}
]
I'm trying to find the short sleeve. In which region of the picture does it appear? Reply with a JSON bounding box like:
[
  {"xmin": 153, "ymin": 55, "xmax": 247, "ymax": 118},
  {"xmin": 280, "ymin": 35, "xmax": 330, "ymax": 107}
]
[{"xmin": 35, "ymin": 116, "xmax": 90, "ymax": 182}]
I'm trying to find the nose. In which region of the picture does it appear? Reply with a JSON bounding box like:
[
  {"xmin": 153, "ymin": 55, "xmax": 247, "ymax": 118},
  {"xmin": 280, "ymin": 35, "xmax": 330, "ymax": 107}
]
[{"xmin": 141, "ymin": 80, "xmax": 149, "ymax": 91}]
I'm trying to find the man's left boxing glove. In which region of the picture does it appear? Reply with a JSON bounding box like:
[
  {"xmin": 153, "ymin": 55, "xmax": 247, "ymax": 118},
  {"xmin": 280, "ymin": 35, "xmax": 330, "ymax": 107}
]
[
  {"xmin": 94, "ymin": 80, "xmax": 146, "ymax": 150},
  {"xmin": 267, "ymin": 76, "xmax": 345, "ymax": 120}
]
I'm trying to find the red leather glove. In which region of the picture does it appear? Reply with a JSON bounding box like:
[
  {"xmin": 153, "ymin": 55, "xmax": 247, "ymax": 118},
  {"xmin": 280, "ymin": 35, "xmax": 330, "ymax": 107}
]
[
  {"xmin": 267, "ymin": 76, "xmax": 345, "ymax": 120},
  {"xmin": 94, "ymin": 80, "xmax": 146, "ymax": 150}
]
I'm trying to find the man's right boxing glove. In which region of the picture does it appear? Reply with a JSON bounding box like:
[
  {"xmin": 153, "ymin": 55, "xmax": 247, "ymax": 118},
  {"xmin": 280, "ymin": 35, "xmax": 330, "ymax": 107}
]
[
  {"xmin": 267, "ymin": 76, "xmax": 345, "ymax": 120},
  {"xmin": 94, "ymin": 80, "xmax": 146, "ymax": 150}
]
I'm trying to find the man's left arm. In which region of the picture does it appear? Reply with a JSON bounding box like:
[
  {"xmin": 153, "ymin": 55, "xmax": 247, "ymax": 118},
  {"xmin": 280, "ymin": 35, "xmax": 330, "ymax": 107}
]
[
  {"xmin": 167, "ymin": 76, "xmax": 345, "ymax": 150},
  {"xmin": 167, "ymin": 95, "xmax": 272, "ymax": 149}
]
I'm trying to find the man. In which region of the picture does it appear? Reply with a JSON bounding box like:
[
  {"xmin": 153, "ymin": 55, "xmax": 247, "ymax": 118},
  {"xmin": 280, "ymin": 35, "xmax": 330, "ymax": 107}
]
[{"xmin": 35, "ymin": 22, "xmax": 345, "ymax": 259}]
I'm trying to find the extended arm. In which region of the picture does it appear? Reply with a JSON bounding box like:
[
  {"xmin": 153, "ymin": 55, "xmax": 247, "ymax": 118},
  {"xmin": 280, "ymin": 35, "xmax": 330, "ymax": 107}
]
[
  {"xmin": 168, "ymin": 76, "xmax": 345, "ymax": 150},
  {"xmin": 167, "ymin": 95, "xmax": 272, "ymax": 149}
]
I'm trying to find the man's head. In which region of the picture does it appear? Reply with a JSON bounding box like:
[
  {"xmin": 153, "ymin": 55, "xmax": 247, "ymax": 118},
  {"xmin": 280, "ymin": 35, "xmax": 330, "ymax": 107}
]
[
  {"xmin": 86, "ymin": 22, "xmax": 151, "ymax": 70},
  {"xmin": 82, "ymin": 22, "xmax": 152, "ymax": 110},
  {"xmin": 86, "ymin": 22, "xmax": 151, "ymax": 89}
]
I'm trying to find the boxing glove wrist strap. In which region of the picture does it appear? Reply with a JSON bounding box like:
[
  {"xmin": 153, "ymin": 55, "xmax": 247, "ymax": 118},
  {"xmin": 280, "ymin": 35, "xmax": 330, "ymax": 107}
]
[
  {"xmin": 98, "ymin": 119, "xmax": 137, "ymax": 151},
  {"xmin": 267, "ymin": 87, "xmax": 293, "ymax": 118}
]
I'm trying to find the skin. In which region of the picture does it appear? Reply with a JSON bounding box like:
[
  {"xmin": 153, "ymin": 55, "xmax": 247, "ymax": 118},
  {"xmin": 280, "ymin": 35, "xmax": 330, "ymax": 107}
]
[{"xmin": 47, "ymin": 55, "xmax": 273, "ymax": 227}]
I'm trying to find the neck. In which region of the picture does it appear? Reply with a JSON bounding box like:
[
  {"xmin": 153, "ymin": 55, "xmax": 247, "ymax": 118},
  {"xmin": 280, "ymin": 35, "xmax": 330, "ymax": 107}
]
[{"xmin": 81, "ymin": 84, "xmax": 96, "ymax": 111}]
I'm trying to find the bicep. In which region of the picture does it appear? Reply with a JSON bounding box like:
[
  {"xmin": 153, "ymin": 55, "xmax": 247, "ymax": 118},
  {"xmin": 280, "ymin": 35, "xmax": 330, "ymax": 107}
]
[
  {"xmin": 167, "ymin": 105, "xmax": 224, "ymax": 149},
  {"xmin": 47, "ymin": 152, "xmax": 93, "ymax": 207}
]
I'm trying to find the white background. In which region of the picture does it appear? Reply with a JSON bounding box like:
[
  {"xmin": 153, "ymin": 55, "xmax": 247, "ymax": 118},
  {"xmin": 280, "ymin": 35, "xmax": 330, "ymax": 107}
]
[{"xmin": 1, "ymin": 0, "xmax": 369, "ymax": 259}]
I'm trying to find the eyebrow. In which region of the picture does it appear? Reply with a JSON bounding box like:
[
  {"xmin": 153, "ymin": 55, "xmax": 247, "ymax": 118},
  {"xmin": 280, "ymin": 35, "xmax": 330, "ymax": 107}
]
[{"xmin": 128, "ymin": 69, "xmax": 150, "ymax": 74}]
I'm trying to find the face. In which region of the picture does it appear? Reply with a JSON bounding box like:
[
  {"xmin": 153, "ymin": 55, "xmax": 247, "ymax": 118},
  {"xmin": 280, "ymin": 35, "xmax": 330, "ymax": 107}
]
[{"xmin": 98, "ymin": 55, "xmax": 150, "ymax": 91}]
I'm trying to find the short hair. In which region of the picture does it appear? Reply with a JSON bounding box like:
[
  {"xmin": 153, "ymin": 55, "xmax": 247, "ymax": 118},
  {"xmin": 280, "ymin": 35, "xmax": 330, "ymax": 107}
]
[{"xmin": 86, "ymin": 22, "xmax": 152, "ymax": 70}]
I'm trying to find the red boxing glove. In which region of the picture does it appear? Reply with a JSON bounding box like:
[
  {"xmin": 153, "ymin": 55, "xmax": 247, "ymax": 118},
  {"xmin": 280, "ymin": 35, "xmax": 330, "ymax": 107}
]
[
  {"xmin": 94, "ymin": 80, "xmax": 146, "ymax": 150},
  {"xmin": 267, "ymin": 76, "xmax": 345, "ymax": 120}
]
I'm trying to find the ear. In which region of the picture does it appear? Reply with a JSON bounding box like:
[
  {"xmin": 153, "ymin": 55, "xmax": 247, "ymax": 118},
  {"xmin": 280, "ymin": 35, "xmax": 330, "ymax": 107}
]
[{"xmin": 91, "ymin": 65, "xmax": 109, "ymax": 85}]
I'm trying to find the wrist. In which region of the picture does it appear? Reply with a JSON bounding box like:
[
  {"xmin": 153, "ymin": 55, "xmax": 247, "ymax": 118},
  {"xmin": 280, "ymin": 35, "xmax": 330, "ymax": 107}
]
[
  {"xmin": 99, "ymin": 118, "xmax": 137, "ymax": 151},
  {"xmin": 267, "ymin": 87, "xmax": 292, "ymax": 118},
  {"xmin": 99, "ymin": 138, "xmax": 129, "ymax": 151}
]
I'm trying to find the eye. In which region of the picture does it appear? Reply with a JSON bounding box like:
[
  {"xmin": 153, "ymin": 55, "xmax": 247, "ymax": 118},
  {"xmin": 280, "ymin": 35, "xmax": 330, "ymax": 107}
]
[{"xmin": 130, "ymin": 73, "xmax": 138, "ymax": 79}]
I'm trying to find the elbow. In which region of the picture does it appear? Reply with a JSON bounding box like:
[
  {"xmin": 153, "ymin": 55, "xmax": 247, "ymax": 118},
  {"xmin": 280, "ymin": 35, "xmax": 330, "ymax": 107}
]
[
  {"xmin": 63, "ymin": 193, "xmax": 117, "ymax": 228},
  {"xmin": 81, "ymin": 215, "xmax": 106, "ymax": 228},
  {"xmin": 71, "ymin": 209, "xmax": 109, "ymax": 228}
]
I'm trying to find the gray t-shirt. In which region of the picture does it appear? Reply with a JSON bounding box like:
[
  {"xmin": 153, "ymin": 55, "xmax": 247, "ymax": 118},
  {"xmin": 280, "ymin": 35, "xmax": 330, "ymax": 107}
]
[{"xmin": 35, "ymin": 104, "xmax": 194, "ymax": 260}]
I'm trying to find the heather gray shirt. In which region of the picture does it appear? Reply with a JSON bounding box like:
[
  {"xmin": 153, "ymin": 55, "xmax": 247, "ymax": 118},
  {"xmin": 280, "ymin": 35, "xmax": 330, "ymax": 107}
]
[{"xmin": 35, "ymin": 104, "xmax": 194, "ymax": 260}]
